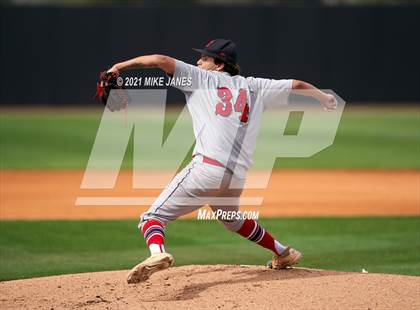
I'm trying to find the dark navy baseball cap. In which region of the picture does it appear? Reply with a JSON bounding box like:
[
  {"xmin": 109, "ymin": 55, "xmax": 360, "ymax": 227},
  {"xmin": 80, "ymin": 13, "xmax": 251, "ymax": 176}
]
[{"xmin": 193, "ymin": 39, "xmax": 238, "ymax": 66}]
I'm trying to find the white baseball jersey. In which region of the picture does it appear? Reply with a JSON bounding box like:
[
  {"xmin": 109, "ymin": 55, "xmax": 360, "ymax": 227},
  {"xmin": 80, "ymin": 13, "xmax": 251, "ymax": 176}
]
[
  {"xmin": 173, "ymin": 59, "xmax": 293, "ymax": 175},
  {"xmin": 140, "ymin": 60, "xmax": 292, "ymax": 227}
]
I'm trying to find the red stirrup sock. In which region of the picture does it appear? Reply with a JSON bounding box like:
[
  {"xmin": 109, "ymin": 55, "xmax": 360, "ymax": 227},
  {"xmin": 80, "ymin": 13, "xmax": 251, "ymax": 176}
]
[
  {"xmin": 236, "ymin": 218, "xmax": 286, "ymax": 256},
  {"xmin": 141, "ymin": 220, "xmax": 166, "ymax": 255}
]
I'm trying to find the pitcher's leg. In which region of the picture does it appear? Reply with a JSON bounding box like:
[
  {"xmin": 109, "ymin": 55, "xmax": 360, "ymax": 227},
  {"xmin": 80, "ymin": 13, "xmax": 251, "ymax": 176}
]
[
  {"xmin": 211, "ymin": 204, "xmax": 288, "ymax": 257},
  {"xmin": 128, "ymin": 162, "xmax": 205, "ymax": 284},
  {"xmin": 139, "ymin": 162, "xmax": 204, "ymax": 255},
  {"xmin": 140, "ymin": 162, "xmax": 199, "ymax": 227},
  {"xmin": 140, "ymin": 187, "xmax": 201, "ymax": 256},
  {"xmin": 235, "ymin": 218, "xmax": 287, "ymax": 256}
]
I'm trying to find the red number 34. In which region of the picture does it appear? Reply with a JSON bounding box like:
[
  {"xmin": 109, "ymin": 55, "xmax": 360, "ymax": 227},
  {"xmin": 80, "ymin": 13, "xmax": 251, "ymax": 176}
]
[{"xmin": 215, "ymin": 87, "xmax": 249, "ymax": 123}]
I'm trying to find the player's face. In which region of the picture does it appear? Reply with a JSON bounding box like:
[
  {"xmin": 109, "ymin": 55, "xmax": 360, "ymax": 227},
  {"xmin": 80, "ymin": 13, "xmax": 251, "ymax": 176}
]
[{"xmin": 197, "ymin": 55, "xmax": 223, "ymax": 71}]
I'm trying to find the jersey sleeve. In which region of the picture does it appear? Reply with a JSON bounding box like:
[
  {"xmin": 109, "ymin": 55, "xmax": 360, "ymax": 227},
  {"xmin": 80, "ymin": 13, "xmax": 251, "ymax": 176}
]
[
  {"xmin": 247, "ymin": 77, "xmax": 293, "ymax": 110},
  {"xmin": 172, "ymin": 59, "xmax": 213, "ymax": 92}
]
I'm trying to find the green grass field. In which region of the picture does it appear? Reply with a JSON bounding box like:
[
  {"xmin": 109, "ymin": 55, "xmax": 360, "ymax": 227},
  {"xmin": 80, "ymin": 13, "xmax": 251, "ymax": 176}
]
[
  {"xmin": 0, "ymin": 217, "xmax": 419, "ymax": 280},
  {"xmin": 1, "ymin": 107, "xmax": 419, "ymax": 281},
  {"xmin": 1, "ymin": 107, "xmax": 419, "ymax": 169}
]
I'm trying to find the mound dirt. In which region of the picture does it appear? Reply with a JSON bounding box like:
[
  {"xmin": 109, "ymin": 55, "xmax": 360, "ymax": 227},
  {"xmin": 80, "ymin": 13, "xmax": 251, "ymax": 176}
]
[{"xmin": 1, "ymin": 265, "xmax": 419, "ymax": 310}]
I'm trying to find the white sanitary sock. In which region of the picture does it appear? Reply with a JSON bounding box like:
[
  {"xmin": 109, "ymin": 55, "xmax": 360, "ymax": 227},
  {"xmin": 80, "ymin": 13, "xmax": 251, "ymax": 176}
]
[
  {"xmin": 149, "ymin": 243, "xmax": 165, "ymax": 255},
  {"xmin": 274, "ymin": 240, "xmax": 287, "ymax": 255}
]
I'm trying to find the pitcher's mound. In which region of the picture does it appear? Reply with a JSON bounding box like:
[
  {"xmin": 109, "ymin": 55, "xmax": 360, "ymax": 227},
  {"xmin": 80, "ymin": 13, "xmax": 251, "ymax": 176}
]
[{"xmin": 1, "ymin": 265, "xmax": 419, "ymax": 309}]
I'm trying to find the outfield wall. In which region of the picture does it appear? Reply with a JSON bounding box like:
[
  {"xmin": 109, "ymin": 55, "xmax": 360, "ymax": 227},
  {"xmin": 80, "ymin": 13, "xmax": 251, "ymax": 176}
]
[{"xmin": 0, "ymin": 5, "xmax": 419, "ymax": 105}]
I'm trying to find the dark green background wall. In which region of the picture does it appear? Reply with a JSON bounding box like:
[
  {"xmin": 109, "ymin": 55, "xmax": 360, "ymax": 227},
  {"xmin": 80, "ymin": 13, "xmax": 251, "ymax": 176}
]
[{"xmin": 1, "ymin": 5, "xmax": 419, "ymax": 105}]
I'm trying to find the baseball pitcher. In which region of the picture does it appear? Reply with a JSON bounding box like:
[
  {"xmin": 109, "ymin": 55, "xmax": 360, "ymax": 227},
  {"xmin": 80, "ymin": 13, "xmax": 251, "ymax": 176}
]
[{"xmin": 103, "ymin": 39, "xmax": 337, "ymax": 283}]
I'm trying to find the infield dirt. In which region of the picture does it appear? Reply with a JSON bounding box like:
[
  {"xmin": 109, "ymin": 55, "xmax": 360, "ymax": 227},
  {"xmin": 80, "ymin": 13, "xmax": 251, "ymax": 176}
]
[
  {"xmin": 1, "ymin": 170, "xmax": 419, "ymax": 219},
  {"xmin": 1, "ymin": 265, "xmax": 419, "ymax": 310}
]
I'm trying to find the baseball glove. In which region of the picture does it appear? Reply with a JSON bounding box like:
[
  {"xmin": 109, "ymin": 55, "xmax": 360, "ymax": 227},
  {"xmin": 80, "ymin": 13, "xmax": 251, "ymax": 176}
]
[{"xmin": 95, "ymin": 71, "xmax": 129, "ymax": 111}]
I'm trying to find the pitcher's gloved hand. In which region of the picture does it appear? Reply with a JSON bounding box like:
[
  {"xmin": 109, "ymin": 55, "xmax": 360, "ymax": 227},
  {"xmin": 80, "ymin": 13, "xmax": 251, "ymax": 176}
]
[{"xmin": 95, "ymin": 70, "xmax": 129, "ymax": 111}]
